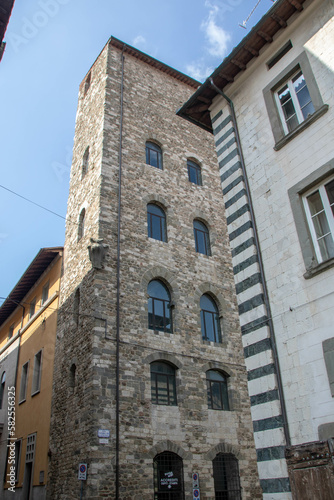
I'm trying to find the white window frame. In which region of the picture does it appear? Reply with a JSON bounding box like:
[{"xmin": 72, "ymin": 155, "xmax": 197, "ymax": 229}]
[
  {"xmin": 31, "ymin": 350, "xmax": 43, "ymax": 396},
  {"xmin": 19, "ymin": 362, "xmax": 29, "ymax": 403},
  {"xmin": 303, "ymin": 176, "xmax": 334, "ymax": 264},
  {"xmin": 275, "ymin": 69, "xmax": 313, "ymax": 135}
]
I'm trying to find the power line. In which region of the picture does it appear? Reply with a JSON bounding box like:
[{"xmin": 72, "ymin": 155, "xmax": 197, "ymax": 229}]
[{"xmin": 0, "ymin": 184, "xmax": 78, "ymax": 226}]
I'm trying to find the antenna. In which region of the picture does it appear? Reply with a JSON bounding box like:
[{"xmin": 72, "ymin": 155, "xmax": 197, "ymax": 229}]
[{"xmin": 239, "ymin": 0, "xmax": 275, "ymax": 29}]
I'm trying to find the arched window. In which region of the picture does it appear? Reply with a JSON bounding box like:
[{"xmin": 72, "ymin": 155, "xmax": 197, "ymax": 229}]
[
  {"xmin": 82, "ymin": 147, "xmax": 89, "ymax": 178},
  {"xmin": 147, "ymin": 204, "xmax": 167, "ymax": 242},
  {"xmin": 154, "ymin": 452, "xmax": 184, "ymax": 499},
  {"xmin": 78, "ymin": 209, "xmax": 85, "ymax": 241},
  {"xmin": 206, "ymin": 370, "xmax": 229, "ymax": 410},
  {"xmin": 200, "ymin": 294, "xmax": 221, "ymax": 343},
  {"xmin": 187, "ymin": 159, "xmax": 202, "ymax": 185},
  {"xmin": 193, "ymin": 220, "xmax": 211, "ymax": 255},
  {"xmin": 213, "ymin": 453, "xmax": 241, "ymax": 499},
  {"xmin": 73, "ymin": 288, "xmax": 80, "ymax": 327},
  {"xmin": 69, "ymin": 364, "xmax": 76, "ymax": 389},
  {"xmin": 146, "ymin": 141, "xmax": 162, "ymax": 169},
  {"xmin": 84, "ymin": 71, "xmax": 91, "ymax": 95},
  {"xmin": 151, "ymin": 362, "xmax": 177, "ymax": 406},
  {"xmin": 0, "ymin": 372, "xmax": 6, "ymax": 409},
  {"xmin": 148, "ymin": 280, "xmax": 172, "ymax": 332}
]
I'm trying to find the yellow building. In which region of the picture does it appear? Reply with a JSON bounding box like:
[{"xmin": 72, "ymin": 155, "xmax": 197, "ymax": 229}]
[{"xmin": 0, "ymin": 247, "xmax": 62, "ymax": 500}]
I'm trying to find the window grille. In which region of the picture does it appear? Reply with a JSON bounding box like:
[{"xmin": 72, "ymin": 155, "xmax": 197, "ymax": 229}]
[
  {"xmin": 26, "ymin": 434, "xmax": 36, "ymax": 463},
  {"xmin": 213, "ymin": 453, "xmax": 241, "ymax": 500},
  {"xmin": 154, "ymin": 452, "xmax": 184, "ymax": 500},
  {"xmin": 151, "ymin": 362, "xmax": 177, "ymax": 406}
]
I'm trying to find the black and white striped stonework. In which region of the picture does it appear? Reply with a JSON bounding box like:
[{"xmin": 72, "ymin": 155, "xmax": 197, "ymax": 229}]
[{"xmin": 212, "ymin": 109, "xmax": 291, "ymax": 498}]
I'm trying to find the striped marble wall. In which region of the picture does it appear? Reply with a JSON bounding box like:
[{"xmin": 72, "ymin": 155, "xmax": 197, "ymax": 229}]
[{"xmin": 212, "ymin": 108, "xmax": 291, "ymax": 498}]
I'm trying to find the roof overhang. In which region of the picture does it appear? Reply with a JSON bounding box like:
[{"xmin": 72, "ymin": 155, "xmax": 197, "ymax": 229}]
[
  {"xmin": 177, "ymin": 0, "xmax": 311, "ymax": 132},
  {"xmin": 0, "ymin": 247, "xmax": 63, "ymax": 327},
  {"xmin": 0, "ymin": 0, "xmax": 15, "ymax": 60}
]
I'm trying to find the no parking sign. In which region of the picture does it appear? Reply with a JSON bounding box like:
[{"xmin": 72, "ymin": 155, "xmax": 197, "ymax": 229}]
[
  {"xmin": 78, "ymin": 463, "xmax": 87, "ymax": 480},
  {"xmin": 192, "ymin": 472, "xmax": 200, "ymax": 499}
]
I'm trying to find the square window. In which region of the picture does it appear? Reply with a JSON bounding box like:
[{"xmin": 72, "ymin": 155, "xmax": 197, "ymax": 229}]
[
  {"xmin": 263, "ymin": 52, "xmax": 328, "ymax": 150},
  {"xmin": 187, "ymin": 160, "xmax": 202, "ymax": 186},
  {"xmin": 303, "ymin": 177, "xmax": 334, "ymax": 263},
  {"xmin": 288, "ymin": 160, "xmax": 334, "ymax": 277},
  {"xmin": 275, "ymin": 70, "xmax": 315, "ymax": 135}
]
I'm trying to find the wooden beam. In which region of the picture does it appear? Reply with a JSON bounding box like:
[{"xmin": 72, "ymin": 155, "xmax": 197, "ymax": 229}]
[
  {"xmin": 257, "ymin": 30, "xmax": 273, "ymax": 43},
  {"xmin": 220, "ymin": 72, "xmax": 234, "ymax": 83},
  {"xmin": 244, "ymin": 45, "xmax": 259, "ymax": 57},
  {"xmin": 287, "ymin": 0, "xmax": 303, "ymax": 11},
  {"xmin": 271, "ymin": 13, "xmax": 288, "ymax": 28},
  {"xmin": 231, "ymin": 58, "xmax": 246, "ymax": 70},
  {"xmin": 189, "ymin": 103, "xmax": 210, "ymax": 113},
  {"xmin": 197, "ymin": 96, "xmax": 211, "ymax": 104}
]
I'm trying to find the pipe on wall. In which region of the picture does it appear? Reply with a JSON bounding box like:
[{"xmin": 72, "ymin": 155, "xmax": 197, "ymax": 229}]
[{"xmin": 115, "ymin": 46, "xmax": 125, "ymax": 499}]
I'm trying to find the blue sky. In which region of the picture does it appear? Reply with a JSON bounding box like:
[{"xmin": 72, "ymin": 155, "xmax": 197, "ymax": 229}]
[{"xmin": 0, "ymin": 0, "xmax": 273, "ymax": 302}]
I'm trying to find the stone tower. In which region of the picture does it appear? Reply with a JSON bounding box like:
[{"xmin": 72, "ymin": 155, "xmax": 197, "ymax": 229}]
[{"xmin": 48, "ymin": 37, "xmax": 261, "ymax": 499}]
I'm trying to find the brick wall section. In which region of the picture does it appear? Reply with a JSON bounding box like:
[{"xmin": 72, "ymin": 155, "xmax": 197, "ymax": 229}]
[{"xmin": 48, "ymin": 40, "xmax": 262, "ymax": 499}]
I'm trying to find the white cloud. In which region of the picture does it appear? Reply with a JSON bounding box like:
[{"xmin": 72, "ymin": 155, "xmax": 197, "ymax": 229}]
[
  {"xmin": 186, "ymin": 62, "xmax": 214, "ymax": 82},
  {"xmin": 132, "ymin": 35, "xmax": 146, "ymax": 48},
  {"xmin": 201, "ymin": 3, "xmax": 231, "ymax": 58}
]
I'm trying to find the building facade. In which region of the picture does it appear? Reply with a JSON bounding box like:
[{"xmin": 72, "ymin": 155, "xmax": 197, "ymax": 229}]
[
  {"xmin": 0, "ymin": 247, "xmax": 62, "ymax": 499},
  {"xmin": 47, "ymin": 38, "xmax": 262, "ymax": 499},
  {"xmin": 179, "ymin": 0, "xmax": 334, "ymax": 498}
]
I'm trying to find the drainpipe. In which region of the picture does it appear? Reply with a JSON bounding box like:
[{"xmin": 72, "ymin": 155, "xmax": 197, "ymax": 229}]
[
  {"xmin": 115, "ymin": 46, "xmax": 125, "ymax": 500},
  {"xmin": 209, "ymin": 78, "xmax": 291, "ymax": 447}
]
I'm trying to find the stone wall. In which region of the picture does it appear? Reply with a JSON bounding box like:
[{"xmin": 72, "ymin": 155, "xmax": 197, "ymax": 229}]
[{"xmin": 48, "ymin": 39, "xmax": 261, "ymax": 499}]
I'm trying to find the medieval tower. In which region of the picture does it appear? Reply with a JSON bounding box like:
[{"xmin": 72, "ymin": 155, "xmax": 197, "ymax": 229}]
[{"xmin": 47, "ymin": 37, "xmax": 261, "ymax": 499}]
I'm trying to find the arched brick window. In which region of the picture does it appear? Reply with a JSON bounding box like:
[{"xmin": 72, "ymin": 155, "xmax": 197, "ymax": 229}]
[
  {"xmin": 213, "ymin": 453, "xmax": 241, "ymax": 499},
  {"xmin": 153, "ymin": 451, "xmax": 184, "ymax": 499},
  {"xmin": 151, "ymin": 361, "xmax": 177, "ymax": 406},
  {"xmin": 148, "ymin": 280, "xmax": 172, "ymax": 333},
  {"xmin": 147, "ymin": 204, "xmax": 167, "ymax": 242},
  {"xmin": 187, "ymin": 159, "xmax": 202, "ymax": 185},
  {"xmin": 78, "ymin": 209, "xmax": 85, "ymax": 241},
  {"xmin": 146, "ymin": 141, "xmax": 163, "ymax": 169},
  {"xmin": 193, "ymin": 220, "xmax": 211, "ymax": 255},
  {"xmin": 206, "ymin": 370, "xmax": 229, "ymax": 410},
  {"xmin": 200, "ymin": 294, "xmax": 221, "ymax": 343},
  {"xmin": 82, "ymin": 146, "xmax": 89, "ymax": 178}
]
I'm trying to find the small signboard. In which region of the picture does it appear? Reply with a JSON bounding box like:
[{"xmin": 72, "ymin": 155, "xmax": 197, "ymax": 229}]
[
  {"xmin": 78, "ymin": 463, "xmax": 87, "ymax": 481},
  {"xmin": 192, "ymin": 472, "xmax": 199, "ymax": 488},
  {"xmin": 159, "ymin": 471, "xmax": 179, "ymax": 491},
  {"xmin": 98, "ymin": 429, "xmax": 110, "ymax": 438},
  {"xmin": 99, "ymin": 438, "xmax": 109, "ymax": 444},
  {"xmin": 193, "ymin": 489, "xmax": 200, "ymax": 499}
]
